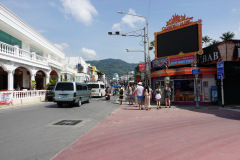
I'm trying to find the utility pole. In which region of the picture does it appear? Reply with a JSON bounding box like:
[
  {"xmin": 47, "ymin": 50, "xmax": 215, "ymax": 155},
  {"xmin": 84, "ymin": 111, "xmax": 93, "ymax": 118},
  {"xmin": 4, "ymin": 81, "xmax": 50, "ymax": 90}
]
[{"xmin": 143, "ymin": 27, "xmax": 147, "ymax": 86}]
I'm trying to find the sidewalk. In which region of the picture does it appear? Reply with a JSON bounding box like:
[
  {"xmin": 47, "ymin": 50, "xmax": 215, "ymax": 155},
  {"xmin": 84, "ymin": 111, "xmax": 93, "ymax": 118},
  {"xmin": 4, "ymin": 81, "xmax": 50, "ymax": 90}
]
[{"xmin": 52, "ymin": 101, "xmax": 240, "ymax": 160}]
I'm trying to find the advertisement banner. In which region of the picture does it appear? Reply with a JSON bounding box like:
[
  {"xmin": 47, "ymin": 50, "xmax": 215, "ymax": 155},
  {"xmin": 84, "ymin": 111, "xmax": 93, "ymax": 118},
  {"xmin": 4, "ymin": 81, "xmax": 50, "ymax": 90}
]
[
  {"xmin": 139, "ymin": 63, "xmax": 145, "ymax": 71},
  {"xmin": 152, "ymin": 57, "xmax": 168, "ymax": 68},
  {"xmin": 211, "ymin": 86, "xmax": 218, "ymax": 102},
  {"xmin": 169, "ymin": 54, "xmax": 196, "ymax": 66},
  {"xmin": 0, "ymin": 92, "xmax": 13, "ymax": 105}
]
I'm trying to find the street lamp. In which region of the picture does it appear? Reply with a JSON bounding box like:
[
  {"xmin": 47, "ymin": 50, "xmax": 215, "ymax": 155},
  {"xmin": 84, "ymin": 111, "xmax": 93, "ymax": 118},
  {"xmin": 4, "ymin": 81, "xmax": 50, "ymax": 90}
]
[{"xmin": 117, "ymin": 11, "xmax": 151, "ymax": 86}]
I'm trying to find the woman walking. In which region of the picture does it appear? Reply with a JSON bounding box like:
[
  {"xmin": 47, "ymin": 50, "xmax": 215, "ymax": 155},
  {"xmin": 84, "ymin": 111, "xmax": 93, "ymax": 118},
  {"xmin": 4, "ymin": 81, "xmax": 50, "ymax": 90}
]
[
  {"xmin": 134, "ymin": 84, "xmax": 138, "ymax": 107},
  {"xmin": 163, "ymin": 84, "xmax": 171, "ymax": 108},
  {"xmin": 155, "ymin": 86, "xmax": 162, "ymax": 109},
  {"xmin": 144, "ymin": 85, "xmax": 151, "ymax": 110}
]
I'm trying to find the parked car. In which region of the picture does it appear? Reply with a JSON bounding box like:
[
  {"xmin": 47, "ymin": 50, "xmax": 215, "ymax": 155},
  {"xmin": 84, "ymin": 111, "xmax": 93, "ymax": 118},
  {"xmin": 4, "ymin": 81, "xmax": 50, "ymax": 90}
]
[
  {"xmin": 54, "ymin": 81, "xmax": 91, "ymax": 107},
  {"xmin": 87, "ymin": 81, "xmax": 105, "ymax": 97},
  {"xmin": 45, "ymin": 84, "xmax": 55, "ymax": 101}
]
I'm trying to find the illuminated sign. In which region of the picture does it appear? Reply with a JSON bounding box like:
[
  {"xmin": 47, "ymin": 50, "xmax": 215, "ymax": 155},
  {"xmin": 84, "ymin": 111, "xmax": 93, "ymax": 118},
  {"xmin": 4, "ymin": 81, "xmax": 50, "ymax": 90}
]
[
  {"xmin": 168, "ymin": 52, "xmax": 196, "ymax": 66},
  {"xmin": 152, "ymin": 57, "xmax": 168, "ymax": 68}
]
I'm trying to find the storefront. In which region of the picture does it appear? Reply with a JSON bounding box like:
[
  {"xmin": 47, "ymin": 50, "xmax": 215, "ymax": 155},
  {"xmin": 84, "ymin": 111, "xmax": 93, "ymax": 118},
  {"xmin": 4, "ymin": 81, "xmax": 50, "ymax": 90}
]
[
  {"xmin": 198, "ymin": 40, "xmax": 240, "ymax": 105},
  {"xmin": 151, "ymin": 14, "xmax": 220, "ymax": 105},
  {"xmin": 152, "ymin": 67, "xmax": 217, "ymax": 105}
]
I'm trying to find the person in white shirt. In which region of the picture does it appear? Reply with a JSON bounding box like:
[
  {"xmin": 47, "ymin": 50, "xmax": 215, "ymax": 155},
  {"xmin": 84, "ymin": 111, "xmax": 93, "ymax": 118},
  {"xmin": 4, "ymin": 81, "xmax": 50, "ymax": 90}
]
[{"xmin": 135, "ymin": 82, "xmax": 144, "ymax": 110}]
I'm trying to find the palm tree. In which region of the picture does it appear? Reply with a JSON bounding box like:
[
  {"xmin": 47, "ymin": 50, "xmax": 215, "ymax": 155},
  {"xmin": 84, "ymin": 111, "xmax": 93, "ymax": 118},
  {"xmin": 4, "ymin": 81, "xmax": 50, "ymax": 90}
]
[
  {"xmin": 149, "ymin": 40, "xmax": 155, "ymax": 51},
  {"xmin": 210, "ymin": 40, "xmax": 220, "ymax": 46},
  {"xmin": 202, "ymin": 36, "xmax": 212, "ymax": 47},
  {"xmin": 220, "ymin": 31, "xmax": 235, "ymax": 41}
]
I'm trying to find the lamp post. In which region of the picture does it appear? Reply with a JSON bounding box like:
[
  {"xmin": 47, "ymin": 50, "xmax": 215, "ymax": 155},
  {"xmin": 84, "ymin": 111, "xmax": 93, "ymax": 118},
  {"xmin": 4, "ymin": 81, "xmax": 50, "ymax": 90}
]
[
  {"xmin": 117, "ymin": 11, "xmax": 151, "ymax": 87},
  {"xmin": 193, "ymin": 64, "xmax": 200, "ymax": 109}
]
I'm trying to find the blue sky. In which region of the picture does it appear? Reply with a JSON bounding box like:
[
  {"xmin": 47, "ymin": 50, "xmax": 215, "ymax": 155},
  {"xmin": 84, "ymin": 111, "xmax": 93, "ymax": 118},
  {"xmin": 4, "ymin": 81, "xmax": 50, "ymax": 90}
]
[{"xmin": 1, "ymin": 0, "xmax": 240, "ymax": 63}]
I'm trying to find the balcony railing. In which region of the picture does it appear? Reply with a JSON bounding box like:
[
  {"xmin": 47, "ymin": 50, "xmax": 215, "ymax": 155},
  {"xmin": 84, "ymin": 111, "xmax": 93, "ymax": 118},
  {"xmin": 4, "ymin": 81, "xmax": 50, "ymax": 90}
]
[
  {"xmin": 12, "ymin": 90, "xmax": 47, "ymax": 99},
  {"xmin": 0, "ymin": 41, "xmax": 60, "ymax": 66}
]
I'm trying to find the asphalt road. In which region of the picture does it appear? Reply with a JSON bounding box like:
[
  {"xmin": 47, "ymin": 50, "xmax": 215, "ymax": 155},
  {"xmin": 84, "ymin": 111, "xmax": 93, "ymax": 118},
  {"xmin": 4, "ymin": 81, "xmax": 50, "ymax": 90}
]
[{"xmin": 0, "ymin": 96, "xmax": 120, "ymax": 160}]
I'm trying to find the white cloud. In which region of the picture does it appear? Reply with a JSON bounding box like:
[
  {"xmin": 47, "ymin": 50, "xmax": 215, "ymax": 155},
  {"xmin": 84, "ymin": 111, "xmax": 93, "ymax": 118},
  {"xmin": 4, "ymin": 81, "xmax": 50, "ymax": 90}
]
[
  {"xmin": 112, "ymin": 8, "xmax": 145, "ymax": 31},
  {"xmin": 54, "ymin": 43, "xmax": 69, "ymax": 51},
  {"xmin": 231, "ymin": 8, "xmax": 237, "ymax": 13},
  {"xmin": 59, "ymin": 0, "xmax": 98, "ymax": 25},
  {"xmin": 81, "ymin": 47, "xmax": 97, "ymax": 59},
  {"xmin": 112, "ymin": 23, "xmax": 121, "ymax": 31}
]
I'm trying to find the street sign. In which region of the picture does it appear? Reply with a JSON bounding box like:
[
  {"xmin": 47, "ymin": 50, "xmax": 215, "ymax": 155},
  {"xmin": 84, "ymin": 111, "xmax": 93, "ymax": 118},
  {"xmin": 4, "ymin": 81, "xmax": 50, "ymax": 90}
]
[
  {"xmin": 192, "ymin": 69, "xmax": 200, "ymax": 75},
  {"xmin": 217, "ymin": 62, "xmax": 224, "ymax": 79}
]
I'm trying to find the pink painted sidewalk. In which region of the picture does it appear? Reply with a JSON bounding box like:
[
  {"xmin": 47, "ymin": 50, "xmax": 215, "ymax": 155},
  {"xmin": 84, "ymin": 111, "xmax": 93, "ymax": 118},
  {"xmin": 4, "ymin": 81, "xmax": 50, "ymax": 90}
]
[{"xmin": 52, "ymin": 105, "xmax": 240, "ymax": 160}]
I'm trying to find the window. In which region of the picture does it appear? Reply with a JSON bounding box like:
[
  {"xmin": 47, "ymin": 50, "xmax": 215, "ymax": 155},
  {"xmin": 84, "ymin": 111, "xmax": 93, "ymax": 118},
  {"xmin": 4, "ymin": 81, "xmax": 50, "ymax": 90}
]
[
  {"xmin": 0, "ymin": 30, "xmax": 22, "ymax": 48},
  {"xmin": 55, "ymin": 83, "xmax": 74, "ymax": 91},
  {"xmin": 87, "ymin": 84, "xmax": 99, "ymax": 89},
  {"xmin": 174, "ymin": 80, "xmax": 195, "ymax": 101},
  {"xmin": 101, "ymin": 85, "xmax": 105, "ymax": 89},
  {"xmin": 83, "ymin": 86, "xmax": 87, "ymax": 90},
  {"xmin": 76, "ymin": 85, "xmax": 83, "ymax": 91}
]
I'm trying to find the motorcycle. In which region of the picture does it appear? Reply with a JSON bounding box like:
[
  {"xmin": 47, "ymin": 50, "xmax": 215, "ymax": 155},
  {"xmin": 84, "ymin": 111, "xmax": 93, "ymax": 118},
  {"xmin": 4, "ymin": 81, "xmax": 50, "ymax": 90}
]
[{"xmin": 105, "ymin": 93, "xmax": 110, "ymax": 100}]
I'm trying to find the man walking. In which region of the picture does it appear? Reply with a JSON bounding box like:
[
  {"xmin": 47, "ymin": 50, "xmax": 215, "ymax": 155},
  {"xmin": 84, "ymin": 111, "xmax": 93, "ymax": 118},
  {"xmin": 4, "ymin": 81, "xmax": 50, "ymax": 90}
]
[
  {"xmin": 119, "ymin": 85, "xmax": 124, "ymax": 105},
  {"xmin": 135, "ymin": 82, "xmax": 144, "ymax": 110}
]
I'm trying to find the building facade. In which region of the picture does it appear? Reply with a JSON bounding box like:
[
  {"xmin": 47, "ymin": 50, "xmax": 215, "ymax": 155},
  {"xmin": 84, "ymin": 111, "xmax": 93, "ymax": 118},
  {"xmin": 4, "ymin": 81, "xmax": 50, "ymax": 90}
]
[{"xmin": 0, "ymin": 4, "xmax": 99, "ymax": 92}]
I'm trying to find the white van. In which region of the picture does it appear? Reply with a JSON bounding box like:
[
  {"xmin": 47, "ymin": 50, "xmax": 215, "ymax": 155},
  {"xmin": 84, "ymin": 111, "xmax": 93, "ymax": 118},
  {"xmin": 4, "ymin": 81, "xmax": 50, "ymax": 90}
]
[
  {"xmin": 54, "ymin": 81, "xmax": 91, "ymax": 107},
  {"xmin": 87, "ymin": 81, "xmax": 105, "ymax": 97}
]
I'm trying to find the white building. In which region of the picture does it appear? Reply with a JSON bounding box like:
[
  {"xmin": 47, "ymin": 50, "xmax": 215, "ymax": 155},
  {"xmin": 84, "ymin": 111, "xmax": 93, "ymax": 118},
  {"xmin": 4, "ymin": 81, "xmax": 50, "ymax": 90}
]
[
  {"xmin": 63, "ymin": 57, "xmax": 91, "ymax": 83},
  {"xmin": 0, "ymin": 3, "xmax": 97, "ymax": 92}
]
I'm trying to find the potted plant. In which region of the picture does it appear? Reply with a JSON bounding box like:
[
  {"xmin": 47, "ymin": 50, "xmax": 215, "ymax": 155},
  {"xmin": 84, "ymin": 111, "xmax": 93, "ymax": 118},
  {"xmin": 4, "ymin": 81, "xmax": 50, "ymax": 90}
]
[{"xmin": 30, "ymin": 80, "xmax": 36, "ymax": 90}]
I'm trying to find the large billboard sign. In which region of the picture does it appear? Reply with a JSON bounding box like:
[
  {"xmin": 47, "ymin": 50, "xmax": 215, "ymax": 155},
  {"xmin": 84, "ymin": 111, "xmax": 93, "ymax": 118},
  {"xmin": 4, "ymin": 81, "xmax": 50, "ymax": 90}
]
[{"xmin": 155, "ymin": 14, "xmax": 202, "ymax": 58}]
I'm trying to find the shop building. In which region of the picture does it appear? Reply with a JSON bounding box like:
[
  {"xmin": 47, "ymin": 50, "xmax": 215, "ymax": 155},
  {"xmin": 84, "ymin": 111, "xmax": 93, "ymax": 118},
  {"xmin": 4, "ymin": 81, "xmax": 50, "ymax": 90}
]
[
  {"xmin": 151, "ymin": 14, "xmax": 218, "ymax": 105},
  {"xmin": 198, "ymin": 40, "xmax": 240, "ymax": 105}
]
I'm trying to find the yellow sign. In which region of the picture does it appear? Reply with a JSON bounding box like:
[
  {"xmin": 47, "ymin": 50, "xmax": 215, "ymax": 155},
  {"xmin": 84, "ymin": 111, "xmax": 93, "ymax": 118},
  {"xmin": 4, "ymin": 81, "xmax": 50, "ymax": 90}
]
[{"xmin": 162, "ymin": 14, "xmax": 194, "ymax": 32}]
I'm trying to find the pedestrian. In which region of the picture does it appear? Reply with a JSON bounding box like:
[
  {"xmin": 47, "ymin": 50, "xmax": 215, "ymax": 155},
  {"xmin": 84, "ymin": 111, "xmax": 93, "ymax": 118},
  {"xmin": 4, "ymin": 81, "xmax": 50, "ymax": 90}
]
[
  {"xmin": 162, "ymin": 84, "xmax": 171, "ymax": 108},
  {"xmin": 144, "ymin": 85, "xmax": 151, "ymax": 110},
  {"xmin": 133, "ymin": 85, "xmax": 138, "ymax": 107},
  {"xmin": 155, "ymin": 85, "xmax": 162, "ymax": 109},
  {"xmin": 127, "ymin": 84, "xmax": 133, "ymax": 105},
  {"xmin": 119, "ymin": 85, "xmax": 124, "ymax": 105},
  {"xmin": 15, "ymin": 84, "xmax": 20, "ymax": 91},
  {"xmin": 135, "ymin": 82, "xmax": 144, "ymax": 110}
]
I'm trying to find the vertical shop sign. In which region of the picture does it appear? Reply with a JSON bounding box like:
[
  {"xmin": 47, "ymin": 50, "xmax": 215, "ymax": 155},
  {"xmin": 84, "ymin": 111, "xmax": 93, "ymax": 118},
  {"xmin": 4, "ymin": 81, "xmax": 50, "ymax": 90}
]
[{"xmin": 139, "ymin": 63, "xmax": 145, "ymax": 71}]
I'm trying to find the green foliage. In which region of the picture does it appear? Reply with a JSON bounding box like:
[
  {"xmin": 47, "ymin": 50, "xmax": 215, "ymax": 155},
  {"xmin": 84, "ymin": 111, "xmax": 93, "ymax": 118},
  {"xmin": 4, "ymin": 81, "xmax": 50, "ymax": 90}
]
[
  {"xmin": 202, "ymin": 36, "xmax": 212, "ymax": 47},
  {"xmin": 30, "ymin": 80, "xmax": 36, "ymax": 89},
  {"xmin": 220, "ymin": 31, "xmax": 235, "ymax": 41},
  {"xmin": 149, "ymin": 40, "xmax": 155, "ymax": 50},
  {"xmin": 86, "ymin": 58, "xmax": 138, "ymax": 79},
  {"xmin": 46, "ymin": 79, "xmax": 58, "ymax": 88}
]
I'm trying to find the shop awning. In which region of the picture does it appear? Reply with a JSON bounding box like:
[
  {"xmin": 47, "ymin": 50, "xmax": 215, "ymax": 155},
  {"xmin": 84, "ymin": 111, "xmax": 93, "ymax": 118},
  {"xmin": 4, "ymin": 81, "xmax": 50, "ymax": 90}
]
[{"xmin": 151, "ymin": 67, "xmax": 216, "ymax": 78}]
